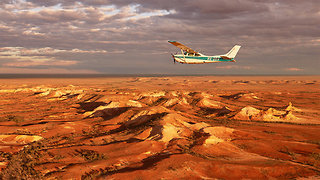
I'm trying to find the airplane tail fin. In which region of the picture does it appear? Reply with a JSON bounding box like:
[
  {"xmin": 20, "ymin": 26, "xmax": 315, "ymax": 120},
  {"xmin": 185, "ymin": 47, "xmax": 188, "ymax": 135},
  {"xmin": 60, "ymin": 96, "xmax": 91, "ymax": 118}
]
[{"xmin": 220, "ymin": 45, "xmax": 241, "ymax": 59}]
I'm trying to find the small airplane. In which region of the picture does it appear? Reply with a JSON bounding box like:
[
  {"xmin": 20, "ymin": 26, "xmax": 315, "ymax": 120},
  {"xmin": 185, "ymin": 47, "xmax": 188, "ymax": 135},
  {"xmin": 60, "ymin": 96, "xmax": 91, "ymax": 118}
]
[{"xmin": 168, "ymin": 41, "xmax": 241, "ymax": 64}]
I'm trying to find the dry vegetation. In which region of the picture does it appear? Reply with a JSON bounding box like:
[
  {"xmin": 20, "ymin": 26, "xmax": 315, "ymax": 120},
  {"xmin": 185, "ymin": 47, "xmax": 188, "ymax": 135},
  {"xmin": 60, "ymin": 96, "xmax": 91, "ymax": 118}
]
[{"xmin": 0, "ymin": 76, "xmax": 319, "ymax": 179}]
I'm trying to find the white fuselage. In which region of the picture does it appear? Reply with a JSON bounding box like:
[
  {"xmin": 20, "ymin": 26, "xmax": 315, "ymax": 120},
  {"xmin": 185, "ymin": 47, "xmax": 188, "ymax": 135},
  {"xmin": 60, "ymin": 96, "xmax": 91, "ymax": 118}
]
[{"xmin": 173, "ymin": 53, "xmax": 235, "ymax": 64}]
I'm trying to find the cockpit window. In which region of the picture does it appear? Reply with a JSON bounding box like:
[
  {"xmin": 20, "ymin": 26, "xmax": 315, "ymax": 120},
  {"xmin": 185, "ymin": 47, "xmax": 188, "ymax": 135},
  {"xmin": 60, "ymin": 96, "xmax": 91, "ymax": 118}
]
[{"xmin": 184, "ymin": 52, "xmax": 200, "ymax": 56}]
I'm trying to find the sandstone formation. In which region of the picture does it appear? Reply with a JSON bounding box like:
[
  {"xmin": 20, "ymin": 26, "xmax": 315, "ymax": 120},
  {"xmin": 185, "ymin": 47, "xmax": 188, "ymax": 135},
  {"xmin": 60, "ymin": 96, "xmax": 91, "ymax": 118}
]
[
  {"xmin": 234, "ymin": 103, "xmax": 300, "ymax": 122},
  {"xmin": 0, "ymin": 76, "xmax": 319, "ymax": 179}
]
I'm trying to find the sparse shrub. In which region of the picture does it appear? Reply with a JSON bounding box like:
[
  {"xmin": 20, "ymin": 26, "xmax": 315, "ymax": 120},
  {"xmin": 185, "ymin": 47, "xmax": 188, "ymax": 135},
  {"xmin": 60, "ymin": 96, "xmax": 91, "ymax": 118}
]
[
  {"xmin": 75, "ymin": 149, "xmax": 108, "ymax": 161},
  {"xmin": 0, "ymin": 151, "xmax": 12, "ymax": 161},
  {"xmin": 2, "ymin": 115, "xmax": 25, "ymax": 123},
  {"xmin": 310, "ymin": 152, "xmax": 320, "ymax": 160},
  {"xmin": 0, "ymin": 141, "xmax": 44, "ymax": 179},
  {"xmin": 53, "ymin": 154, "xmax": 66, "ymax": 160},
  {"xmin": 15, "ymin": 129, "xmax": 33, "ymax": 135},
  {"xmin": 167, "ymin": 165, "xmax": 176, "ymax": 171},
  {"xmin": 306, "ymin": 140, "xmax": 320, "ymax": 145},
  {"xmin": 237, "ymin": 144, "xmax": 250, "ymax": 150},
  {"xmin": 279, "ymin": 146, "xmax": 296, "ymax": 158},
  {"xmin": 263, "ymin": 130, "xmax": 277, "ymax": 134}
]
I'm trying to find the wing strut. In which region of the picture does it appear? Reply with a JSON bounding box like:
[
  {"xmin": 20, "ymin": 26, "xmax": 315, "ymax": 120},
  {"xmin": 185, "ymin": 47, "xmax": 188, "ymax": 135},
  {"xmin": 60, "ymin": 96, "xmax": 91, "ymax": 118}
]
[{"xmin": 181, "ymin": 49, "xmax": 186, "ymax": 63}]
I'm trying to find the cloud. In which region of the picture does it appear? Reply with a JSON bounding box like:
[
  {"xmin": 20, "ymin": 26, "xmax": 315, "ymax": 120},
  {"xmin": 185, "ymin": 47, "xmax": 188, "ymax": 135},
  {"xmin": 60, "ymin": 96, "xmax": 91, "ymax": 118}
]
[
  {"xmin": 0, "ymin": 0, "xmax": 319, "ymax": 74},
  {"xmin": 284, "ymin": 68, "xmax": 303, "ymax": 71},
  {"xmin": 215, "ymin": 65, "xmax": 254, "ymax": 69},
  {"xmin": 0, "ymin": 67, "xmax": 100, "ymax": 74},
  {"xmin": 3, "ymin": 60, "xmax": 78, "ymax": 67}
]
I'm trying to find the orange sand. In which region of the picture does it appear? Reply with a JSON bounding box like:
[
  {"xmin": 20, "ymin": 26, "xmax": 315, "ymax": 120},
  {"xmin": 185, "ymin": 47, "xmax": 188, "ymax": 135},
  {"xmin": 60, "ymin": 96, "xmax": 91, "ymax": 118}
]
[{"xmin": 0, "ymin": 76, "xmax": 319, "ymax": 179}]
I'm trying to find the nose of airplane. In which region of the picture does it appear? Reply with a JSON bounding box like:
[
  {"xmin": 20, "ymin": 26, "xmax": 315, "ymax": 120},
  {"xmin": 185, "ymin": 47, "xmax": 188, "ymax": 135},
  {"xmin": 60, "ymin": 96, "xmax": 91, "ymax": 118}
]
[{"xmin": 171, "ymin": 53, "xmax": 176, "ymax": 64}]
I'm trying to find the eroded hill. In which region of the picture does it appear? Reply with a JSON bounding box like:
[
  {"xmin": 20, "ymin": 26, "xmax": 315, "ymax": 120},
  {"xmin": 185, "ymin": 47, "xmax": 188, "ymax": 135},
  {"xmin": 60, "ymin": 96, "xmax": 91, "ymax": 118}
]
[{"xmin": 0, "ymin": 76, "xmax": 319, "ymax": 179}]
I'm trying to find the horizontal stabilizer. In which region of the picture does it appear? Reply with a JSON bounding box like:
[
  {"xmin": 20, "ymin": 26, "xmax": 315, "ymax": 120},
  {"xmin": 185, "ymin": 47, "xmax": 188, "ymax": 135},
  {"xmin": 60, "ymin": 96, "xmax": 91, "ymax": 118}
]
[{"xmin": 220, "ymin": 55, "xmax": 232, "ymax": 59}]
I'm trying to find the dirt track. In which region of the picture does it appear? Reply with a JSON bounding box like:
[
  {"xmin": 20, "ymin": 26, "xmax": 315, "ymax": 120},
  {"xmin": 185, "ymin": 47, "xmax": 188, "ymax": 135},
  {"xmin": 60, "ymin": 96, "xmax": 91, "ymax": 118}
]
[{"xmin": 0, "ymin": 76, "xmax": 319, "ymax": 179}]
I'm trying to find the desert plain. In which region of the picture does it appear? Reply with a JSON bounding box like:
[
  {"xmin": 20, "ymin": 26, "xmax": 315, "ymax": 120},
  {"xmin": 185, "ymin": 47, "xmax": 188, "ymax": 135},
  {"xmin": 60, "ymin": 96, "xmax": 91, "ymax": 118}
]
[{"xmin": 0, "ymin": 75, "xmax": 319, "ymax": 179}]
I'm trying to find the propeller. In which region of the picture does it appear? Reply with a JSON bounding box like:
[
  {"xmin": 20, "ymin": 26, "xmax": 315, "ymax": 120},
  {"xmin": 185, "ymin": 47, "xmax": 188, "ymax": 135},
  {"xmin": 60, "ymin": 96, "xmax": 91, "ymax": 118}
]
[{"xmin": 171, "ymin": 53, "xmax": 176, "ymax": 64}]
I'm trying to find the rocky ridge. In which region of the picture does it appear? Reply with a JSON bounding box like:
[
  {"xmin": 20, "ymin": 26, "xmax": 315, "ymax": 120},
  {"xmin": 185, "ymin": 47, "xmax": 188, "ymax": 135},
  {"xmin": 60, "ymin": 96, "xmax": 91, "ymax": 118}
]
[{"xmin": 0, "ymin": 77, "xmax": 319, "ymax": 179}]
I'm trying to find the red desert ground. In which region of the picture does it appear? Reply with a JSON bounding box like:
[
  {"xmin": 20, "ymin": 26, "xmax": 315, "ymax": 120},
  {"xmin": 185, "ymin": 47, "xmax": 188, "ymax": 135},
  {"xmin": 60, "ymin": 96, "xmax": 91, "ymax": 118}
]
[{"xmin": 0, "ymin": 76, "xmax": 319, "ymax": 179}]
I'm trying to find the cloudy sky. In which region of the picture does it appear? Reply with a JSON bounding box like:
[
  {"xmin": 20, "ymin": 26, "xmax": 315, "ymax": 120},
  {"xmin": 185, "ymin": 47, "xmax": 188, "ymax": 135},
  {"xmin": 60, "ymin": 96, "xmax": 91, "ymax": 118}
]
[{"xmin": 0, "ymin": 0, "xmax": 319, "ymax": 75}]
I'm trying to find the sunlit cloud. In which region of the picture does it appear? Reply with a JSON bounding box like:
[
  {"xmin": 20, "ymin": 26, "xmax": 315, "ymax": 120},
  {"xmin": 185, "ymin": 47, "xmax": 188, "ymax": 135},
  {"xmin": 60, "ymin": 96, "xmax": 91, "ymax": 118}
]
[
  {"xmin": 3, "ymin": 60, "xmax": 78, "ymax": 67},
  {"xmin": 284, "ymin": 68, "xmax": 303, "ymax": 71},
  {"xmin": 0, "ymin": 47, "xmax": 122, "ymax": 56},
  {"xmin": 216, "ymin": 65, "xmax": 254, "ymax": 69},
  {"xmin": 0, "ymin": 67, "xmax": 100, "ymax": 74}
]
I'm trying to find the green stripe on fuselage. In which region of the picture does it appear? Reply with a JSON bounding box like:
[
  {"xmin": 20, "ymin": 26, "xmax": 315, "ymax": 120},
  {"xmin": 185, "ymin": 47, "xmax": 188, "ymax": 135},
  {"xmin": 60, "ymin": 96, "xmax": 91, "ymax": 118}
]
[{"xmin": 175, "ymin": 56, "xmax": 233, "ymax": 62}]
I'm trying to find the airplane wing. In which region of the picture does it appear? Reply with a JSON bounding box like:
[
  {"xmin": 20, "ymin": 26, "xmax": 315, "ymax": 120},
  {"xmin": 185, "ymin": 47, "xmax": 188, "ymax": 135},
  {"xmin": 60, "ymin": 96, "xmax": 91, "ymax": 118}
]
[{"xmin": 168, "ymin": 41, "xmax": 200, "ymax": 55}]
